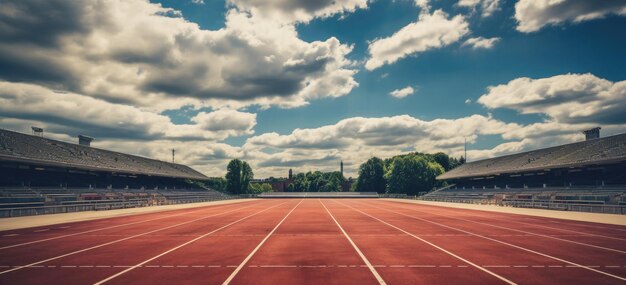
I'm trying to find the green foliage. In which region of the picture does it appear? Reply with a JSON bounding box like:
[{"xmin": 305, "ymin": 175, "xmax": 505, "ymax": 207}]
[
  {"xmin": 286, "ymin": 171, "xmax": 344, "ymax": 192},
  {"xmin": 352, "ymin": 151, "xmax": 456, "ymax": 195},
  {"xmin": 225, "ymin": 159, "xmax": 255, "ymax": 194},
  {"xmin": 241, "ymin": 161, "xmax": 253, "ymax": 194},
  {"xmin": 225, "ymin": 159, "xmax": 242, "ymax": 194},
  {"xmin": 203, "ymin": 177, "xmax": 226, "ymax": 192},
  {"xmin": 354, "ymin": 157, "xmax": 386, "ymax": 193},
  {"xmin": 385, "ymin": 156, "xmax": 444, "ymax": 195},
  {"xmin": 248, "ymin": 183, "xmax": 273, "ymax": 194},
  {"xmin": 261, "ymin": 183, "xmax": 273, "ymax": 193}
]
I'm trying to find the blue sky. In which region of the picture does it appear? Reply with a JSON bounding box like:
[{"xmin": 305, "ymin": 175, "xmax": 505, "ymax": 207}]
[
  {"xmin": 0, "ymin": 0, "xmax": 625, "ymax": 177},
  {"xmin": 155, "ymin": 0, "xmax": 626, "ymax": 152}
]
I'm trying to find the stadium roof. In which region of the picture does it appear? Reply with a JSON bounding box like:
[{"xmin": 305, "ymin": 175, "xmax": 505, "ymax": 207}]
[
  {"xmin": 438, "ymin": 133, "xmax": 626, "ymax": 180},
  {"xmin": 0, "ymin": 129, "xmax": 207, "ymax": 180}
]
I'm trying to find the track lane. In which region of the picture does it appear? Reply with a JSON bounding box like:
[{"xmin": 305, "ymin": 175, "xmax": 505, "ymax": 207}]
[
  {"xmin": 219, "ymin": 199, "xmax": 380, "ymax": 285},
  {"xmin": 359, "ymin": 200, "xmax": 626, "ymax": 284},
  {"xmin": 375, "ymin": 201, "xmax": 626, "ymax": 268},
  {"xmin": 93, "ymin": 200, "xmax": 292, "ymax": 285},
  {"xmin": 223, "ymin": 199, "xmax": 383, "ymax": 285},
  {"xmin": 385, "ymin": 201, "xmax": 626, "ymax": 240},
  {"xmin": 0, "ymin": 200, "xmax": 257, "ymax": 249},
  {"xmin": 103, "ymin": 200, "xmax": 303, "ymax": 285},
  {"xmin": 1, "ymin": 198, "xmax": 624, "ymax": 284},
  {"xmin": 0, "ymin": 200, "xmax": 278, "ymax": 283},
  {"xmin": 329, "ymin": 199, "xmax": 514, "ymax": 285}
]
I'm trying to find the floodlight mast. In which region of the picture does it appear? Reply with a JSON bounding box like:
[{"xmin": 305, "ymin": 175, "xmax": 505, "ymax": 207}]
[{"xmin": 31, "ymin": 126, "xmax": 44, "ymax": 137}]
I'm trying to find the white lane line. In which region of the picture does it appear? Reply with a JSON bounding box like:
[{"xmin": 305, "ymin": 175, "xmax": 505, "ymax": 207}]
[
  {"xmin": 0, "ymin": 201, "xmax": 255, "ymax": 250},
  {"xmin": 0, "ymin": 201, "xmax": 264, "ymax": 276},
  {"xmin": 33, "ymin": 229, "xmax": 49, "ymax": 233},
  {"xmin": 222, "ymin": 200, "xmax": 303, "ymax": 285},
  {"xmin": 95, "ymin": 201, "xmax": 292, "ymax": 285},
  {"xmin": 320, "ymin": 200, "xmax": 386, "ymax": 285},
  {"xmin": 503, "ymin": 218, "xmax": 626, "ymax": 242},
  {"xmin": 334, "ymin": 200, "xmax": 517, "ymax": 285},
  {"xmin": 367, "ymin": 201, "xmax": 626, "ymax": 282},
  {"xmin": 2, "ymin": 234, "xmax": 19, "ymax": 237},
  {"xmin": 383, "ymin": 201, "xmax": 626, "ymax": 254}
]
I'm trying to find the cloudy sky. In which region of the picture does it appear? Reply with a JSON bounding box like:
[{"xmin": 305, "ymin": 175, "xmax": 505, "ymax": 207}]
[{"xmin": 0, "ymin": 0, "xmax": 625, "ymax": 178}]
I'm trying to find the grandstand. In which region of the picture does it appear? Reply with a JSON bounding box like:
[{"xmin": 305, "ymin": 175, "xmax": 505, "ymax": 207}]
[
  {"xmin": 0, "ymin": 129, "xmax": 231, "ymax": 216},
  {"xmin": 427, "ymin": 132, "xmax": 626, "ymax": 214}
]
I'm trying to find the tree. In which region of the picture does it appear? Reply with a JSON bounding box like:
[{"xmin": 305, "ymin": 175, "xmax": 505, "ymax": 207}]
[
  {"xmin": 432, "ymin": 152, "xmax": 451, "ymax": 171},
  {"xmin": 286, "ymin": 171, "xmax": 343, "ymax": 192},
  {"xmin": 204, "ymin": 177, "xmax": 226, "ymax": 192},
  {"xmin": 225, "ymin": 159, "xmax": 243, "ymax": 194},
  {"xmin": 385, "ymin": 156, "xmax": 444, "ymax": 195},
  {"xmin": 241, "ymin": 161, "xmax": 253, "ymax": 194},
  {"xmin": 261, "ymin": 183, "xmax": 273, "ymax": 193},
  {"xmin": 225, "ymin": 159, "xmax": 254, "ymax": 194},
  {"xmin": 248, "ymin": 183, "xmax": 273, "ymax": 194},
  {"xmin": 355, "ymin": 157, "xmax": 386, "ymax": 193},
  {"xmin": 385, "ymin": 156, "xmax": 422, "ymax": 195}
]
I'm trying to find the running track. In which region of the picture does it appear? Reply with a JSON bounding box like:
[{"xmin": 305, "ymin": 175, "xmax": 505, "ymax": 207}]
[{"xmin": 0, "ymin": 199, "xmax": 625, "ymax": 284}]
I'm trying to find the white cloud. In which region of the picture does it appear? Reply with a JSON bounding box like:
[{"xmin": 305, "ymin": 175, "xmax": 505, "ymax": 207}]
[
  {"xmin": 244, "ymin": 114, "xmax": 519, "ymax": 176},
  {"xmin": 191, "ymin": 0, "xmax": 204, "ymax": 4},
  {"xmin": 0, "ymin": 81, "xmax": 256, "ymax": 141},
  {"xmin": 468, "ymin": 73, "xmax": 626, "ymax": 162},
  {"xmin": 415, "ymin": 0, "xmax": 430, "ymax": 11},
  {"xmin": 462, "ymin": 37, "xmax": 500, "ymax": 49},
  {"xmin": 389, "ymin": 86, "xmax": 415, "ymax": 98},
  {"xmin": 365, "ymin": 10, "xmax": 469, "ymax": 70},
  {"xmin": 465, "ymin": 98, "xmax": 472, "ymax": 104},
  {"xmin": 477, "ymin": 73, "xmax": 626, "ymax": 124},
  {"xmin": 458, "ymin": 0, "xmax": 500, "ymax": 17},
  {"xmin": 0, "ymin": 0, "xmax": 358, "ymax": 111},
  {"xmin": 227, "ymin": 0, "xmax": 368, "ymax": 24},
  {"xmin": 515, "ymin": 0, "xmax": 626, "ymax": 33}
]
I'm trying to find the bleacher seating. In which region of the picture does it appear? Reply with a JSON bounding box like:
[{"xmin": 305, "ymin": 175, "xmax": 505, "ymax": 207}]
[
  {"xmin": 0, "ymin": 129, "xmax": 206, "ymax": 179},
  {"xmin": 439, "ymin": 133, "xmax": 626, "ymax": 180},
  {"xmin": 420, "ymin": 185, "xmax": 626, "ymax": 206},
  {"xmin": 0, "ymin": 185, "xmax": 230, "ymax": 211}
]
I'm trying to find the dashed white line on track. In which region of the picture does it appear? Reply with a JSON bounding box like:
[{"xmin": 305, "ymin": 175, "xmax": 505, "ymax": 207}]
[
  {"xmin": 0, "ymin": 201, "xmax": 256, "ymax": 250},
  {"xmin": 222, "ymin": 200, "xmax": 303, "ymax": 285},
  {"xmin": 94, "ymin": 201, "xmax": 291, "ymax": 285},
  {"xmin": 386, "ymin": 202, "xmax": 626, "ymax": 254},
  {"xmin": 366, "ymin": 201, "xmax": 626, "ymax": 282},
  {"xmin": 334, "ymin": 200, "xmax": 518, "ymax": 285},
  {"xmin": 320, "ymin": 200, "xmax": 386, "ymax": 285},
  {"xmin": 0, "ymin": 201, "xmax": 265, "ymax": 276}
]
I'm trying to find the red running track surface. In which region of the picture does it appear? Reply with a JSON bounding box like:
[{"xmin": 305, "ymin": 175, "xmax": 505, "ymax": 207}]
[{"xmin": 0, "ymin": 199, "xmax": 624, "ymax": 285}]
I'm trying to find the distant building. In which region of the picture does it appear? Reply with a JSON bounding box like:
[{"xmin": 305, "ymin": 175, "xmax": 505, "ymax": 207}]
[{"xmin": 251, "ymin": 169, "xmax": 294, "ymax": 192}]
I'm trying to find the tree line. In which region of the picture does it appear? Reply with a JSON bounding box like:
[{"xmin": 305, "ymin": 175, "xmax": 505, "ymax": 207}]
[
  {"xmin": 204, "ymin": 159, "xmax": 273, "ymax": 195},
  {"xmin": 205, "ymin": 153, "xmax": 462, "ymax": 195},
  {"xmin": 353, "ymin": 152, "xmax": 464, "ymax": 195},
  {"xmin": 285, "ymin": 171, "xmax": 345, "ymax": 192}
]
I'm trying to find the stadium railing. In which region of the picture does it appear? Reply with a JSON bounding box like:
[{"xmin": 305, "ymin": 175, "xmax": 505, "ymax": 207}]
[
  {"xmin": 0, "ymin": 194, "xmax": 251, "ymax": 218},
  {"xmin": 387, "ymin": 194, "xmax": 626, "ymax": 215},
  {"xmin": 500, "ymin": 201, "xmax": 626, "ymax": 215}
]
